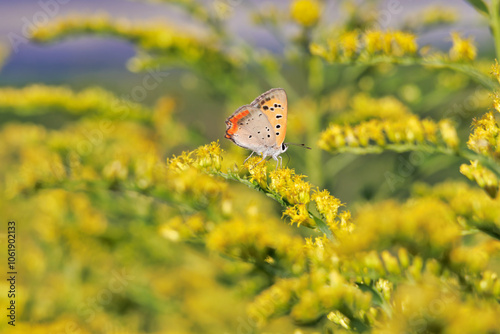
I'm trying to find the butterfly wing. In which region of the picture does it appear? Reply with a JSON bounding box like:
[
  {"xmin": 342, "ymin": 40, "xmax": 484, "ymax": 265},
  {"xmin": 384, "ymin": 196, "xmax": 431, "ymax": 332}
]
[
  {"xmin": 225, "ymin": 105, "xmax": 276, "ymax": 152},
  {"xmin": 250, "ymin": 88, "xmax": 288, "ymax": 146}
]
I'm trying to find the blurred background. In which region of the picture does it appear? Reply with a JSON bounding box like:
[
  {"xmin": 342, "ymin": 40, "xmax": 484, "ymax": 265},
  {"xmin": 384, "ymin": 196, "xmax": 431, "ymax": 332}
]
[
  {"xmin": 0, "ymin": 0, "xmax": 497, "ymax": 333},
  {"xmin": 0, "ymin": 0, "xmax": 493, "ymax": 202}
]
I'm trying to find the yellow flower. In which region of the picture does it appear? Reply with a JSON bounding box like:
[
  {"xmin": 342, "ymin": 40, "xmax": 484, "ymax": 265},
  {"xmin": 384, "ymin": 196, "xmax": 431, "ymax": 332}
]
[
  {"xmin": 312, "ymin": 189, "xmax": 342, "ymax": 228},
  {"xmin": 327, "ymin": 310, "xmax": 351, "ymax": 329},
  {"xmin": 375, "ymin": 277, "xmax": 394, "ymax": 300},
  {"xmin": 364, "ymin": 30, "xmax": 384, "ymax": 54},
  {"xmin": 421, "ymin": 119, "xmax": 438, "ymax": 143},
  {"xmin": 421, "ymin": 5, "xmax": 458, "ymax": 26},
  {"xmin": 194, "ymin": 141, "xmax": 223, "ymax": 171},
  {"xmin": 309, "ymin": 42, "xmax": 328, "ymax": 58},
  {"xmin": 290, "ymin": 0, "xmax": 321, "ymax": 27},
  {"xmin": 450, "ymin": 32, "xmax": 476, "ymax": 61},
  {"xmin": 283, "ymin": 203, "xmax": 313, "ymax": 227},
  {"xmin": 339, "ymin": 199, "xmax": 461, "ymax": 256},
  {"xmin": 439, "ymin": 119, "xmax": 459, "ymax": 150},
  {"xmin": 246, "ymin": 156, "xmax": 268, "ymax": 189},
  {"xmin": 491, "ymin": 60, "xmax": 500, "ymax": 85},
  {"xmin": 338, "ymin": 92, "xmax": 412, "ymax": 123},
  {"xmin": 102, "ymin": 159, "xmax": 128, "ymax": 182},
  {"xmin": 340, "ymin": 31, "xmax": 359, "ymax": 59},
  {"xmin": 460, "ymin": 160, "xmax": 499, "ymax": 198},
  {"xmin": 467, "ymin": 112, "xmax": 500, "ymax": 160},
  {"xmin": 380, "ymin": 251, "xmax": 401, "ymax": 276},
  {"xmin": 391, "ymin": 31, "xmax": 418, "ymax": 56},
  {"xmin": 167, "ymin": 151, "xmax": 194, "ymax": 171},
  {"xmin": 269, "ymin": 168, "xmax": 311, "ymax": 204},
  {"xmin": 493, "ymin": 92, "xmax": 500, "ymax": 113}
]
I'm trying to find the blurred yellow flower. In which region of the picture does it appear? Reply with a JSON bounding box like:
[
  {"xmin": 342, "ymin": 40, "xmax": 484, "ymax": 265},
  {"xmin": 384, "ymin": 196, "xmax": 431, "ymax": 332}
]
[
  {"xmin": 491, "ymin": 60, "xmax": 500, "ymax": 85},
  {"xmin": 450, "ymin": 32, "xmax": 477, "ymax": 61},
  {"xmin": 439, "ymin": 119, "xmax": 459, "ymax": 150},
  {"xmin": 290, "ymin": 0, "xmax": 321, "ymax": 27},
  {"xmin": 340, "ymin": 31, "xmax": 359, "ymax": 59},
  {"xmin": 460, "ymin": 160, "xmax": 499, "ymax": 198}
]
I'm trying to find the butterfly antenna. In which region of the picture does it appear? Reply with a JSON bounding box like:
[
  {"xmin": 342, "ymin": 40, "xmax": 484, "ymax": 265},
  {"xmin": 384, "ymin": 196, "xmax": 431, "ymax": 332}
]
[{"xmin": 286, "ymin": 142, "xmax": 312, "ymax": 150}]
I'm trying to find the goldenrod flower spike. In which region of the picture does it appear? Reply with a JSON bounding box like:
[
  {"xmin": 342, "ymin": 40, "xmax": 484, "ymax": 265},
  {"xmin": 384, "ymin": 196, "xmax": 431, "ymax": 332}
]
[
  {"xmin": 319, "ymin": 117, "xmax": 458, "ymax": 154},
  {"xmin": 340, "ymin": 31, "xmax": 359, "ymax": 59},
  {"xmin": 449, "ymin": 32, "xmax": 477, "ymax": 61},
  {"xmin": 312, "ymin": 189, "xmax": 342, "ymax": 229},
  {"xmin": 245, "ymin": 156, "xmax": 269, "ymax": 189},
  {"xmin": 460, "ymin": 160, "xmax": 499, "ymax": 198},
  {"xmin": 282, "ymin": 204, "xmax": 313, "ymax": 228}
]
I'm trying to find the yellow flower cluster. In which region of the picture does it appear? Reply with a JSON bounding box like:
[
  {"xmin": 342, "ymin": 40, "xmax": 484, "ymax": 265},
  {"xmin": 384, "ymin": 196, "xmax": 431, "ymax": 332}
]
[
  {"xmin": 405, "ymin": 5, "xmax": 458, "ymax": 29},
  {"xmin": 339, "ymin": 248, "xmax": 413, "ymax": 281},
  {"xmin": 0, "ymin": 85, "xmax": 149, "ymax": 120},
  {"xmin": 311, "ymin": 30, "xmax": 418, "ymax": 62},
  {"xmin": 492, "ymin": 60, "xmax": 500, "ymax": 85},
  {"xmin": 449, "ymin": 32, "xmax": 477, "ymax": 61},
  {"xmin": 364, "ymin": 30, "xmax": 418, "ymax": 56},
  {"xmin": 207, "ymin": 219, "xmax": 306, "ymax": 274},
  {"xmin": 460, "ymin": 160, "xmax": 499, "ymax": 198},
  {"xmin": 168, "ymin": 141, "xmax": 223, "ymax": 173},
  {"xmin": 166, "ymin": 142, "xmax": 226, "ymax": 202},
  {"xmin": 414, "ymin": 181, "xmax": 500, "ymax": 241},
  {"xmin": 375, "ymin": 277, "xmax": 500, "ymax": 334},
  {"xmin": 30, "ymin": 14, "xmax": 225, "ymax": 64},
  {"xmin": 248, "ymin": 269, "xmax": 372, "ymax": 326},
  {"xmin": 241, "ymin": 158, "xmax": 347, "ymax": 234},
  {"xmin": 311, "ymin": 189, "xmax": 343, "ymax": 228},
  {"xmin": 421, "ymin": 5, "xmax": 458, "ymax": 25},
  {"xmin": 467, "ymin": 112, "xmax": 500, "ymax": 160},
  {"xmin": 449, "ymin": 244, "xmax": 490, "ymax": 274},
  {"xmin": 282, "ymin": 203, "xmax": 313, "ymax": 227},
  {"xmin": 335, "ymin": 92, "xmax": 412, "ymax": 123},
  {"xmin": 339, "ymin": 199, "xmax": 461, "ymax": 257},
  {"xmin": 269, "ymin": 168, "xmax": 311, "ymax": 205},
  {"xmin": 339, "ymin": 31, "xmax": 359, "ymax": 59},
  {"xmin": 245, "ymin": 157, "xmax": 269, "ymax": 189},
  {"xmin": 290, "ymin": 0, "xmax": 321, "ymax": 27},
  {"xmin": 318, "ymin": 117, "xmax": 459, "ymax": 153}
]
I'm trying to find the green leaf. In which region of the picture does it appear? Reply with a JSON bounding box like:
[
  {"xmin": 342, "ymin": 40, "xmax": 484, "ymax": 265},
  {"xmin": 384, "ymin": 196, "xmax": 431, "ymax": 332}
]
[
  {"xmin": 312, "ymin": 215, "xmax": 335, "ymax": 241},
  {"xmin": 465, "ymin": 0, "xmax": 489, "ymax": 16}
]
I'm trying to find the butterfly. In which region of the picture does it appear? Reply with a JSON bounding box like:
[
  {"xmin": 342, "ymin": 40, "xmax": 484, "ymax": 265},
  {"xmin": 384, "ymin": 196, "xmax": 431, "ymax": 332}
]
[{"xmin": 225, "ymin": 88, "xmax": 290, "ymax": 168}]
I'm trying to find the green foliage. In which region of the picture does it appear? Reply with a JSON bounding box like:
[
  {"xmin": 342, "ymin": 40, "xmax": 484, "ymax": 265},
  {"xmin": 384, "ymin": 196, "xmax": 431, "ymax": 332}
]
[{"xmin": 2, "ymin": 0, "xmax": 500, "ymax": 333}]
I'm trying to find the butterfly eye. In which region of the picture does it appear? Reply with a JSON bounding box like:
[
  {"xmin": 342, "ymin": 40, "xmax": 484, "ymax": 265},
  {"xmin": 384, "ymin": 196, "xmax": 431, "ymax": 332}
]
[{"xmin": 282, "ymin": 143, "xmax": 286, "ymax": 150}]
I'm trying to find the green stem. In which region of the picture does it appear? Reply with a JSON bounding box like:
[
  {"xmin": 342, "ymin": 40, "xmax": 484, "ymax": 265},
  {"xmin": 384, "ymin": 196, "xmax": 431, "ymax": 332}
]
[
  {"xmin": 318, "ymin": 56, "xmax": 499, "ymax": 91},
  {"xmin": 491, "ymin": 0, "xmax": 500, "ymax": 61}
]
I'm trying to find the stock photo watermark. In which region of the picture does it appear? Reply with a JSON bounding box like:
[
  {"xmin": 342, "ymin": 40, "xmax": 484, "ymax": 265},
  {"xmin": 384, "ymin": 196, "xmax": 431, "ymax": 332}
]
[{"xmin": 8, "ymin": 0, "xmax": 71, "ymax": 53}]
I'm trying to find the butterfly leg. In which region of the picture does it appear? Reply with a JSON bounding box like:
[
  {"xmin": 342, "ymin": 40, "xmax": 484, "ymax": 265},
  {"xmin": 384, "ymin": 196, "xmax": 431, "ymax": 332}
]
[
  {"xmin": 243, "ymin": 151, "xmax": 255, "ymax": 164},
  {"xmin": 256, "ymin": 155, "xmax": 271, "ymax": 165},
  {"xmin": 271, "ymin": 153, "xmax": 282, "ymax": 169}
]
